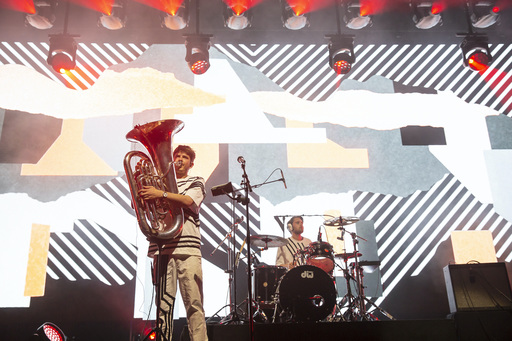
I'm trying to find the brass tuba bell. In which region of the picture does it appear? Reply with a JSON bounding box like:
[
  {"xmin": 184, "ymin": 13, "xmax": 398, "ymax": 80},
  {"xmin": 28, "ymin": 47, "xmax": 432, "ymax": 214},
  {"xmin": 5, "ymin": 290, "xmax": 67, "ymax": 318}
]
[{"xmin": 123, "ymin": 119, "xmax": 185, "ymax": 241}]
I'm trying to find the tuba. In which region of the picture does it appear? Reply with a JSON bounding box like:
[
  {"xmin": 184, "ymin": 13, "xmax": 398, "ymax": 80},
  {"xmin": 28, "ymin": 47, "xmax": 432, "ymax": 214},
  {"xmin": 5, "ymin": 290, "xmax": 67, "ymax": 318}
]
[{"xmin": 123, "ymin": 119, "xmax": 185, "ymax": 241}]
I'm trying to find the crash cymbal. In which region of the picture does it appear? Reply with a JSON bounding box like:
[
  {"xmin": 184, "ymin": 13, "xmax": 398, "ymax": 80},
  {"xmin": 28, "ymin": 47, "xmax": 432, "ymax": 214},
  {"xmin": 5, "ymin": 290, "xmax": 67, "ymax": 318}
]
[
  {"xmin": 251, "ymin": 234, "xmax": 287, "ymax": 248},
  {"xmin": 324, "ymin": 216, "xmax": 360, "ymax": 227},
  {"xmin": 335, "ymin": 251, "xmax": 362, "ymax": 260}
]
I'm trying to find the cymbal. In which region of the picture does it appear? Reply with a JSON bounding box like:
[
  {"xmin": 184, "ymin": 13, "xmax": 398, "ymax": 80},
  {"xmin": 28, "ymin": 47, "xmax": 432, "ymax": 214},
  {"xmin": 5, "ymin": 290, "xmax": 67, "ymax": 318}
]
[
  {"xmin": 324, "ymin": 216, "xmax": 360, "ymax": 227},
  {"xmin": 335, "ymin": 251, "xmax": 362, "ymax": 260},
  {"xmin": 251, "ymin": 234, "xmax": 287, "ymax": 248}
]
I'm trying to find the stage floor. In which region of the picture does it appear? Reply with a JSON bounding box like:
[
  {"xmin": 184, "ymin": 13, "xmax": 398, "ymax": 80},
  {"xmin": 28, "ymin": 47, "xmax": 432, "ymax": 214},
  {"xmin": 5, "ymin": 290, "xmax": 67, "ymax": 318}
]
[{"xmin": 178, "ymin": 310, "xmax": 512, "ymax": 341}]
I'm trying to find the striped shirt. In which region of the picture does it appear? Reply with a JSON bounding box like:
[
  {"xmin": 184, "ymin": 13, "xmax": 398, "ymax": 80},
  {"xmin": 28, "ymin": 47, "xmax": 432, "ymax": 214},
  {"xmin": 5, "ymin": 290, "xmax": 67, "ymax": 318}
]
[
  {"xmin": 148, "ymin": 175, "xmax": 206, "ymax": 257},
  {"xmin": 276, "ymin": 236, "xmax": 312, "ymax": 268}
]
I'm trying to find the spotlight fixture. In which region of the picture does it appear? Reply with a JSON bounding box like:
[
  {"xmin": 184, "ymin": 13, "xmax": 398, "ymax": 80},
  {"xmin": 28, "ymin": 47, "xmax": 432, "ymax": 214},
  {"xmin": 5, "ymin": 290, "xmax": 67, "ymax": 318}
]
[
  {"xmin": 411, "ymin": 1, "xmax": 443, "ymax": 29},
  {"xmin": 31, "ymin": 322, "xmax": 67, "ymax": 341},
  {"xmin": 224, "ymin": 1, "xmax": 253, "ymax": 30},
  {"xmin": 281, "ymin": 0, "xmax": 310, "ymax": 30},
  {"xmin": 343, "ymin": 0, "xmax": 372, "ymax": 30},
  {"xmin": 25, "ymin": 0, "xmax": 57, "ymax": 30},
  {"xmin": 460, "ymin": 35, "xmax": 492, "ymax": 71},
  {"xmin": 47, "ymin": 34, "xmax": 78, "ymax": 74},
  {"xmin": 99, "ymin": 0, "xmax": 127, "ymax": 30},
  {"xmin": 468, "ymin": 0, "xmax": 500, "ymax": 28},
  {"xmin": 161, "ymin": 0, "xmax": 190, "ymax": 30},
  {"xmin": 185, "ymin": 35, "xmax": 212, "ymax": 75},
  {"xmin": 328, "ymin": 35, "xmax": 355, "ymax": 75}
]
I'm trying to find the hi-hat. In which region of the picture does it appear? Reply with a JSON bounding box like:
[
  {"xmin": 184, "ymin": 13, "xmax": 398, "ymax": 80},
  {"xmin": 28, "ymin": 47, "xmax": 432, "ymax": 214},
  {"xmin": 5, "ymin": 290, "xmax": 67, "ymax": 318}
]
[
  {"xmin": 251, "ymin": 235, "xmax": 287, "ymax": 248},
  {"xmin": 324, "ymin": 216, "xmax": 360, "ymax": 227},
  {"xmin": 335, "ymin": 251, "xmax": 362, "ymax": 260}
]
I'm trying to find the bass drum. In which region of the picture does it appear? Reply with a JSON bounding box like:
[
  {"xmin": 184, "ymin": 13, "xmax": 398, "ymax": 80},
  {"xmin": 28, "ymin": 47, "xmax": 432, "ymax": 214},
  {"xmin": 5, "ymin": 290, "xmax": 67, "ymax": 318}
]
[{"xmin": 277, "ymin": 265, "xmax": 336, "ymax": 321}]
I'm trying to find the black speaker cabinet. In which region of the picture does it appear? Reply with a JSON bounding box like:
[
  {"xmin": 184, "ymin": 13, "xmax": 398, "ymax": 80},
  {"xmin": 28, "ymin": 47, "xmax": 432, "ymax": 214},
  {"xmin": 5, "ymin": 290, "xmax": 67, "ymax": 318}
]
[{"xmin": 443, "ymin": 263, "xmax": 512, "ymax": 313}]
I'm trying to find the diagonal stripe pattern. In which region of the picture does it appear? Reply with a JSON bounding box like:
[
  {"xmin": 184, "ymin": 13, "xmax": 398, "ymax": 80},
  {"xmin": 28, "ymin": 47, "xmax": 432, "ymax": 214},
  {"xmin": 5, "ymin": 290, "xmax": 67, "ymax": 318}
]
[
  {"xmin": 47, "ymin": 219, "xmax": 138, "ymax": 286},
  {"xmin": 0, "ymin": 42, "xmax": 149, "ymax": 90},
  {"xmin": 216, "ymin": 43, "xmax": 512, "ymax": 117},
  {"xmin": 353, "ymin": 173, "xmax": 512, "ymax": 303},
  {"xmin": 2, "ymin": 41, "xmax": 511, "ymax": 115}
]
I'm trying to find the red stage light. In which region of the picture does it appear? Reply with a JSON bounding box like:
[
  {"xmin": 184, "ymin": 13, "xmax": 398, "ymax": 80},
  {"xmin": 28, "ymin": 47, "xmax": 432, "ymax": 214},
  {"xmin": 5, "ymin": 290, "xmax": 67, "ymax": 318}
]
[
  {"xmin": 431, "ymin": 2, "xmax": 444, "ymax": 15},
  {"xmin": 333, "ymin": 60, "xmax": 352, "ymax": 75},
  {"xmin": 224, "ymin": 0, "xmax": 251, "ymax": 15},
  {"xmin": 43, "ymin": 324, "xmax": 64, "ymax": 341},
  {"xmin": 492, "ymin": 6, "xmax": 500, "ymax": 13},
  {"xmin": 190, "ymin": 60, "xmax": 210, "ymax": 75},
  {"xmin": 468, "ymin": 51, "xmax": 490, "ymax": 71},
  {"xmin": 148, "ymin": 330, "xmax": 156, "ymax": 340},
  {"xmin": 286, "ymin": 0, "xmax": 311, "ymax": 15},
  {"xmin": 0, "ymin": 0, "xmax": 35, "ymax": 13}
]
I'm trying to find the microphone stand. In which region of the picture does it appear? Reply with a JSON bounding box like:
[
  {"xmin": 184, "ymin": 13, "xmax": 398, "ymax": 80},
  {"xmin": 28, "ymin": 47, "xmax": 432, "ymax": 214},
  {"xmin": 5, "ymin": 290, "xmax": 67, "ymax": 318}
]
[{"xmin": 238, "ymin": 160, "xmax": 254, "ymax": 341}]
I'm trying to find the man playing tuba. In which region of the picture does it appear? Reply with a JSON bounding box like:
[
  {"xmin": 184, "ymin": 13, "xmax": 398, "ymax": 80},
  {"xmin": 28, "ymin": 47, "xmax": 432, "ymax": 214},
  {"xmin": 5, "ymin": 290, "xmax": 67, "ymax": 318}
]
[{"xmin": 139, "ymin": 145, "xmax": 208, "ymax": 341}]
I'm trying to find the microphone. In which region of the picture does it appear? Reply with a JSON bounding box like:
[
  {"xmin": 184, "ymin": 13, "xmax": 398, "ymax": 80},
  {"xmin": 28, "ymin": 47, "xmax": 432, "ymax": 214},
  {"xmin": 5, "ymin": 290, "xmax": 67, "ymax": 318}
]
[
  {"xmin": 280, "ymin": 169, "xmax": 287, "ymax": 189},
  {"xmin": 174, "ymin": 160, "xmax": 183, "ymax": 167},
  {"xmin": 317, "ymin": 226, "xmax": 322, "ymax": 242},
  {"xmin": 235, "ymin": 216, "xmax": 244, "ymax": 225},
  {"xmin": 237, "ymin": 156, "xmax": 246, "ymax": 164}
]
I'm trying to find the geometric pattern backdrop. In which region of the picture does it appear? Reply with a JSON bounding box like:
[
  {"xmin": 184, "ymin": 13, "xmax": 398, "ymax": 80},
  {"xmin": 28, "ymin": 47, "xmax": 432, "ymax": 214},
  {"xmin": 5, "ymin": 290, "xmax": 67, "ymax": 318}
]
[
  {"xmin": 354, "ymin": 172, "xmax": 512, "ymax": 304},
  {"xmin": 1, "ymin": 42, "xmax": 511, "ymax": 116}
]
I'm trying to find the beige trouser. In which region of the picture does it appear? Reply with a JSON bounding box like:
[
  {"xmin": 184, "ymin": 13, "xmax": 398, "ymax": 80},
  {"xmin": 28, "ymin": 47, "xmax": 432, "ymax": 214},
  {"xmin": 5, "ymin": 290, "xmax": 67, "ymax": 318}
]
[{"xmin": 154, "ymin": 254, "xmax": 208, "ymax": 341}]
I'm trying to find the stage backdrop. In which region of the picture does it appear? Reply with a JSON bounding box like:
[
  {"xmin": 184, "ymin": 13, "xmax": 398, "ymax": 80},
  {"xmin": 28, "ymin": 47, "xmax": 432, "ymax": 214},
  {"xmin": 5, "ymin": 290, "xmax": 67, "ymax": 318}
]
[{"xmin": 1, "ymin": 41, "xmax": 512, "ymax": 339}]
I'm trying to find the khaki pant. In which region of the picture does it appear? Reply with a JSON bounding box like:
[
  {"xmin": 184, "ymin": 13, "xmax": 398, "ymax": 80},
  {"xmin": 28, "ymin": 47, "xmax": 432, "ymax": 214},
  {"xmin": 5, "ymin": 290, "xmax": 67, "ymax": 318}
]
[{"xmin": 154, "ymin": 254, "xmax": 208, "ymax": 341}]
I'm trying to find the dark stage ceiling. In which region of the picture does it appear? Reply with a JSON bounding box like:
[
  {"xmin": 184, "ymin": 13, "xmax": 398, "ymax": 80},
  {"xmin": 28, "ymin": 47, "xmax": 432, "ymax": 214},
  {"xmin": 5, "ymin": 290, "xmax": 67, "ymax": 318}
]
[{"xmin": 0, "ymin": 0, "xmax": 511, "ymax": 46}]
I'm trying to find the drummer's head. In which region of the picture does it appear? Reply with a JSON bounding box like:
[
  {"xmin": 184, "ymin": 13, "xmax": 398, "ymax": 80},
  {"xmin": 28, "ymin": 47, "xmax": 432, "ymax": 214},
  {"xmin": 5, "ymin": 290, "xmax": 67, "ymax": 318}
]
[{"xmin": 287, "ymin": 216, "xmax": 304, "ymax": 235}]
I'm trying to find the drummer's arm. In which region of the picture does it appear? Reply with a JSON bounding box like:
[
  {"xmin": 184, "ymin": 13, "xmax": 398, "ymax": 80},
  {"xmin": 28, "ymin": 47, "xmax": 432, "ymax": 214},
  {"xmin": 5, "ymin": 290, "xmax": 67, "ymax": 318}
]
[
  {"xmin": 276, "ymin": 247, "xmax": 286, "ymax": 267},
  {"xmin": 276, "ymin": 247, "xmax": 293, "ymax": 269}
]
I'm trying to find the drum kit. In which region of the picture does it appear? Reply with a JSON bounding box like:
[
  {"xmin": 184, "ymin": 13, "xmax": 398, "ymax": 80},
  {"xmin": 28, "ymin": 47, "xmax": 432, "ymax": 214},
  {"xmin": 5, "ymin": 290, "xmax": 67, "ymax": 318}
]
[{"xmin": 248, "ymin": 216, "xmax": 393, "ymax": 323}]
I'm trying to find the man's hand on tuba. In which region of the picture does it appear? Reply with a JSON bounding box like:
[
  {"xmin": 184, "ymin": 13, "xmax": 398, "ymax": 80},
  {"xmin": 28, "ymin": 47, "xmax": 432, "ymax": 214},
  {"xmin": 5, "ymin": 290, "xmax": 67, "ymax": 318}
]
[{"xmin": 138, "ymin": 186, "xmax": 164, "ymax": 200}]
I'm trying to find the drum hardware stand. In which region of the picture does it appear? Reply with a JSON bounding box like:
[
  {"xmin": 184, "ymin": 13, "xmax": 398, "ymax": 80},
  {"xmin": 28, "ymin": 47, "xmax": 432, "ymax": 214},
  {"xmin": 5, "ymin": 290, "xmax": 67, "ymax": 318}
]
[
  {"xmin": 334, "ymin": 224, "xmax": 395, "ymax": 321},
  {"xmin": 334, "ymin": 224, "xmax": 372, "ymax": 321},
  {"xmin": 207, "ymin": 216, "xmax": 247, "ymax": 325}
]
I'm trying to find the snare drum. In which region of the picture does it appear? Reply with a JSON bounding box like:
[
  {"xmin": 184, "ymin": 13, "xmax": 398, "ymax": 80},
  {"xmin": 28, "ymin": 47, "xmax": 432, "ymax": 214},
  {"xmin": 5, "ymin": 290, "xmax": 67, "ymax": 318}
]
[
  {"xmin": 305, "ymin": 241, "xmax": 335, "ymax": 274},
  {"xmin": 252, "ymin": 265, "xmax": 287, "ymax": 308}
]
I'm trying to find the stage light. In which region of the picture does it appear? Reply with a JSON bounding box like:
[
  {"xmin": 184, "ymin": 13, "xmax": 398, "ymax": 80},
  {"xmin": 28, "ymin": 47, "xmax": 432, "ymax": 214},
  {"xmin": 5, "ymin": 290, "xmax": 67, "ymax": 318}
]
[
  {"xmin": 99, "ymin": 0, "xmax": 127, "ymax": 30},
  {"xmin": 47, "ymin": 34, "xmax": 78, "ymax": 74},
  {"xmin": 31, "ymin": 322, "xmax": 67, "ymax": 341},
  {"xmin": 411, "ymin": 1, "xmax": 443, "ymax": 29},
  {"xmin": 469, "ymin": 0, "xmax": 500, "ymax": 28},
  {"xmin": 328, "ymin": 35, "xmax": 355, "ymax": 75},
  {"xmin": 185, "ymin": 35, "xmax": 212, "ymax": 75},
  {"xmin": 25, "ymin": 0, "xmax": 57, "ymax": 30},
  {"xmin": 460, "ymin": 35, "xmax": 492, "ymax": 71},
  {"xmin": 161, "ymin": 0, "xmax": 190, "ymax": 30},
  {"xmin": 343, "ymin": 0, "xmax": 372, "ymax": 30},
  {"xmin": 281, "ymin": 0, "xmax": 310, "ymax": 30},
  {"xmin": 224, "ymin": 1, "xmax": 253, "ymax": 30}
]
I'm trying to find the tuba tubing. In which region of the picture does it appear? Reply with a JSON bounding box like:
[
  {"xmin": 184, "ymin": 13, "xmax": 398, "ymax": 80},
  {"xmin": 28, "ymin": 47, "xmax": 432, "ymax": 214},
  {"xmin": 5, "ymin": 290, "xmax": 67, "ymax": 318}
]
[{"xmin": 123, "ymin": 119, "xmax": 185, "ymax": 242}]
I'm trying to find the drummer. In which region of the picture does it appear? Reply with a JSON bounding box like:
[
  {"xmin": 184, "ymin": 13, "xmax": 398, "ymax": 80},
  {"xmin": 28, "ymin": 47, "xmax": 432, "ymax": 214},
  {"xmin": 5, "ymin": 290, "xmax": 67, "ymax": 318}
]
[{"xmin": 276, "ymin": 216, "xmax": 312, "ymax": 270}]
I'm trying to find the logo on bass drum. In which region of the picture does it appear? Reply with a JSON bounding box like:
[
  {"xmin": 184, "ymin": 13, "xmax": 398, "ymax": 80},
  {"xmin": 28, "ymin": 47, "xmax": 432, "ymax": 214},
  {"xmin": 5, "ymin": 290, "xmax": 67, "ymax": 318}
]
[{"xmin": 301, "ymin": 270, "xmax": 314, "ymax": 279}]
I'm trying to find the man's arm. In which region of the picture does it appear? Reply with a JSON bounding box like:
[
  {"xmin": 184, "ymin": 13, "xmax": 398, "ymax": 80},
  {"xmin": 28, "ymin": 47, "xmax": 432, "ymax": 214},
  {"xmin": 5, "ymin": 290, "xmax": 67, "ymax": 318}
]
[{"xmin": 138, "ymin": 186, "xmax": 194, "ymax": 207}]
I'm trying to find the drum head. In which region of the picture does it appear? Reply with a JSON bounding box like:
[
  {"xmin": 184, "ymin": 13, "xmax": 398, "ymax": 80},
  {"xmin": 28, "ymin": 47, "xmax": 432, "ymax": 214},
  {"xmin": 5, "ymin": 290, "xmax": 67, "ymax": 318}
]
[{"xmin": 277, "ymin": 265, "xmax": 336, "ymax": 321}]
